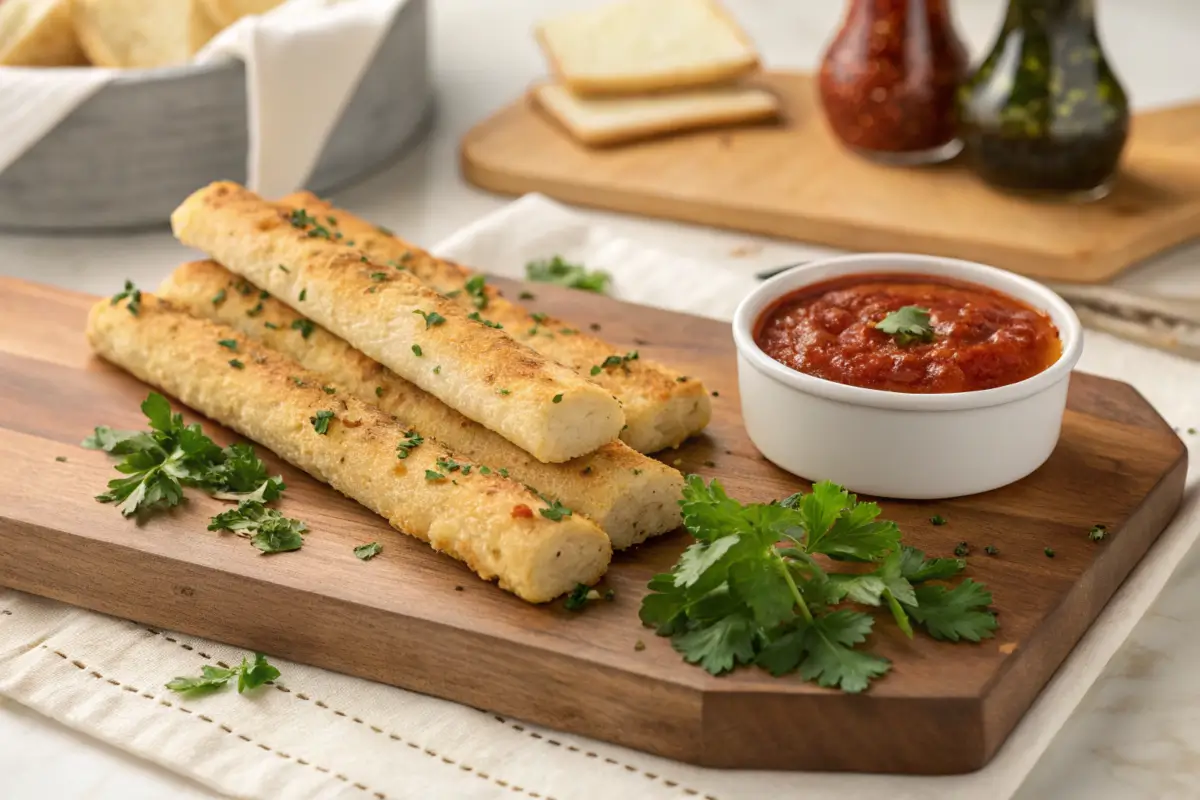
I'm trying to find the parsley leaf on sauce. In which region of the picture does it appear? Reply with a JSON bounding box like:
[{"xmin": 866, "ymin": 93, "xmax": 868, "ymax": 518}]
[{"xmin": 875, "ymin": 306, "xmax": 935, "ymax": 345}]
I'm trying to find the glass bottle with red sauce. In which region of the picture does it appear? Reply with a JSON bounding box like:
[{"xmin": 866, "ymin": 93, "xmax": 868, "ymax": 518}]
[{"xmin": 818, "ymin": 0, "xmax": 968, "ymax": 165}]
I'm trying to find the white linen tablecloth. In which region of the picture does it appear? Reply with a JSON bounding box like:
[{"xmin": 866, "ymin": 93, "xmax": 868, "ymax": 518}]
[{"xmin": 1, "ymin": 194, "xmax": 1198, "ymax": 800}]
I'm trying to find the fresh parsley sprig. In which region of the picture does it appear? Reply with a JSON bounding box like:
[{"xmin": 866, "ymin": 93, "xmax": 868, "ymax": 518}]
[
  {"xmin": 638, "ymin": 477, "xmax": 997, "ymax": 693},
  {"xmin": 85, "ymin": 392, "xmax": 287, "ymax": 517},
  {"xmin": 85, "ymin": 393, "xmax": 223, "ymax": 516},
  {"xmin": 166, "ymin": 652, "xmax": 281, "ymax": 695},
  {"xmin": 525, "ymin": 255, "xmax": 611, "ymax": 294}
]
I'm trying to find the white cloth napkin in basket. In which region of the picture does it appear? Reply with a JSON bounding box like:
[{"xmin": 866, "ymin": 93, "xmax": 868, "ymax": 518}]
[
  {"xmin": 2, "ymin": 194, "xmax": 1199, "ymax": 800},
  {"xmin": 0, "ymin": 0, "xmax": 404, "ymax": 200}
]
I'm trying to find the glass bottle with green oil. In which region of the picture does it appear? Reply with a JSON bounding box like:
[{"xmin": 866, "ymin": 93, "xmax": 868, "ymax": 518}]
[{"xmin": 957, "ymin": 0, "xmax": 1129, "ymax": 201}]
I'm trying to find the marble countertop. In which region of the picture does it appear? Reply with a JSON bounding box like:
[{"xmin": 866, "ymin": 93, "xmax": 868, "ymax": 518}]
[{"xmin": 2, "ymin": 1, "xmax": 1199, "ymax": 798}]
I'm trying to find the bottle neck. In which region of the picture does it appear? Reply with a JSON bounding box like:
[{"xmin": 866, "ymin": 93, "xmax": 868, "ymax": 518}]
[
  {"xmin": 844, "ymin": 0, "xmax": 956, "ymax": 27},
  {"xmin": 1003, "ymin": 0, "xmax": 1095, "ymax": 28}
]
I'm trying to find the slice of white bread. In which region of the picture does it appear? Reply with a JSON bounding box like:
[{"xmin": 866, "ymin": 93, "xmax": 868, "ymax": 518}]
[
  {"xmin": 198, "ymin": 0, "xmax": 284, "ymax": 28},
  {"xmin": 534, "ymin": 0, "xmax": 759, "ymax": 96},
  {"xmin": 534, "ymin": 83, "xmax": 779, "ymax": 146},
  {"xmin": 0, "ymin": 0, "xmax": 87, "ymax": 66},
  {"xmin": 72, "ymin": 0, "xmax": 224, "ymax": 68}
]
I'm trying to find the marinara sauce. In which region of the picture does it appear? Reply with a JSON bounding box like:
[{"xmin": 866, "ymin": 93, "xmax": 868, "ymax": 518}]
[{"xmin": 754, "ymin": 274, "xmax": 1062, "ymax": 394}]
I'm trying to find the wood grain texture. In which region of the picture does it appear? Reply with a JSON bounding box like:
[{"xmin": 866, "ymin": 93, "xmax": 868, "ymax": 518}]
[
  {"xmin": 0, "ymin": 275, "xmax": 1187, "ymax": 774},
  {"xmin": 461, "ymin": 71, "xmax": 1200, "ymax": 284}
]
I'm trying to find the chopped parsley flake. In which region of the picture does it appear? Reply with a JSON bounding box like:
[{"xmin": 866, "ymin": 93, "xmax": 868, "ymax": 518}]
[
  {"xmin": 370, "ymin": 272, "xmax": 387, "ymax": 281},
  {"xmin": 310, "ymin": 410, "xmax": 334, "ymax": 434},
  {"xmin": 464, "ymin": 275, "xmax": 488, "ymax": 310},
  {"xmin": 298, "ymin": 288, "xmax": 307, "ymax": 302},
  {"xmin": 322, "ymin": 385, "xmax": 336, "ymax": 395},
  {"xmin": 110, "ymin": 280, "xmax": 142, "ymax": 316},
  {"xmin": 930, "ymin": 515, "xmax": 947, "ymax": 526},
  {"xmin": 212, "ymin": 288, "xmax": 227, "ymax": 305},
  {"xmin": 412, "ymin": 344, "xmax": 423, "ymax": 357},
  {"xmin": 354, "ymin": 542, "xmax": 383, "ymax": 561},
  {"xmin": 396, "ymin": 430, "xmax": 423, "ymax": 459},
  {"xmin": 590, "ymin": 351, "xmax": 639, "ymax": 376},
  {"xmin": 467, "ymin": 311, "xmax": 503, "ymax": 329},
  {"xmin": 425, "ymin": 469, "xmax": 445, "ymax": 481},
  {"xmin": 1088, "ymin": 524, "xmax": 1108, "ymax": 542},
  {"xmin": 229, "ymin": 359, "xmax": 245, "ymax": 369},
  {"xmin": 291, "ymin": 318, "xmax": 315, "ymax": 338},
  {"xmin": 414, "ymin": 310, "xmax": 446, "ymax": 329},
  {"xmin": 538, "ymin": 497, "xmax": 572, "ymax": 522},
  {"xmin": 497, "ymin": 388, "xmax": 511, "ymax": 396},
  {"xmin": 218, "ymin": 339, "xmax": 238, "ymax": 350},
  {"xmin": 552, "ymin": 394, "xmax": 563, "ymax": 404}
]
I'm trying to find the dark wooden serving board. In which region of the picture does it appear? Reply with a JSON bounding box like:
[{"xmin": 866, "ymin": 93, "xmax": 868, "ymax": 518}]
[{"xmin": 0, "ymin": 276, "xmax": 1187, "ymax": 775}]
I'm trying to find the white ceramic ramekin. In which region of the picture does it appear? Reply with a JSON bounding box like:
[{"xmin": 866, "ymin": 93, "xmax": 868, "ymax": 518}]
[{"xmin": 732, "ymin": 254, "xmax": 1084, "ymax": 500}]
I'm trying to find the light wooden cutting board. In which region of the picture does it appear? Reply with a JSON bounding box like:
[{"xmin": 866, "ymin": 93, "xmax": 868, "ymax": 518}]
[{"xmin": 461, "ymin": 72, "xmax": 1200, "ymax": 284}]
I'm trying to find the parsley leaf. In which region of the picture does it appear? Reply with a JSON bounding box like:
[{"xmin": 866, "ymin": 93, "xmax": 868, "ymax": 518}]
[
  {"xmin": 208, "ymin": 500, "xmax": 306, "ymax": 553},
  {"xmin": 899, "ymin": 546, "xmax": 965, "ymax": 582},
  {"xmin": 673, "ymin": 615, "xmax": 757, "ymax": 674},
  {"xmin": 525, "ymin": 255, "xmax": 611, "ymax": 294},
  {"xmin": 237, "ymin": 652, "xmax": 281, "ymax": 692},
  {"xmin": 797, "ymin": 611, "xmax": 891, "ymax": 693},
  {"xmin": 355, "ymin": 542, "xmax": 383, "ymax": 560},
  {"xmin": 903, "ymin": 579, "xmax": 998, "ymax": 642},
  {"xmin": 165, "ymin": 665, "xmax": 237, "ymax": 694},
  {"xmin": 875, "ymin": 305, "xmax": 935, "ymax": 345},
  {"xmin": 82, "ymin": 426, "xmax": 156, "ymax": 455},
  {"xmin": 204, "ymin": 443, "xmax": 285, "ymax": 503},
  {"xmin": 167, "ymin": 652, "xmax": 280, "ymax": 695}
]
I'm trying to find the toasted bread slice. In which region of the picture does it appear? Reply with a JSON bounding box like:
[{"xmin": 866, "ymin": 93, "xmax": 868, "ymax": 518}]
[
  {"xmin": 198, "ymin": 0, "xmax": 284, "ymax": 28},
  {"xmin": 277, "ymin": 191, "xmax": 713, "ymax": 454},
  {"xmin": 534, "ymin": 82, "xmax": 778, "ymax": 146},
  {"xmin": 0, "ymin": 0, "xmax": 87, "ymax": 66},
  {"xmin": 72, "ymin": 0, "xmax": 223, "ymax": 68},
  {"xmin": 88, "ymin": 293, "xmax": 612, "ymax": 603},
  {"xmin": 535, "ymin": 0, "xmax": 758, "ymax": 96}
]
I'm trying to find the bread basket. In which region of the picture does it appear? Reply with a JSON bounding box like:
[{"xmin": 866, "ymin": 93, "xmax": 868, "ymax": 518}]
[{"xmin": 0, "ymin": 0, "xmax": 431, "ymax": 231}]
